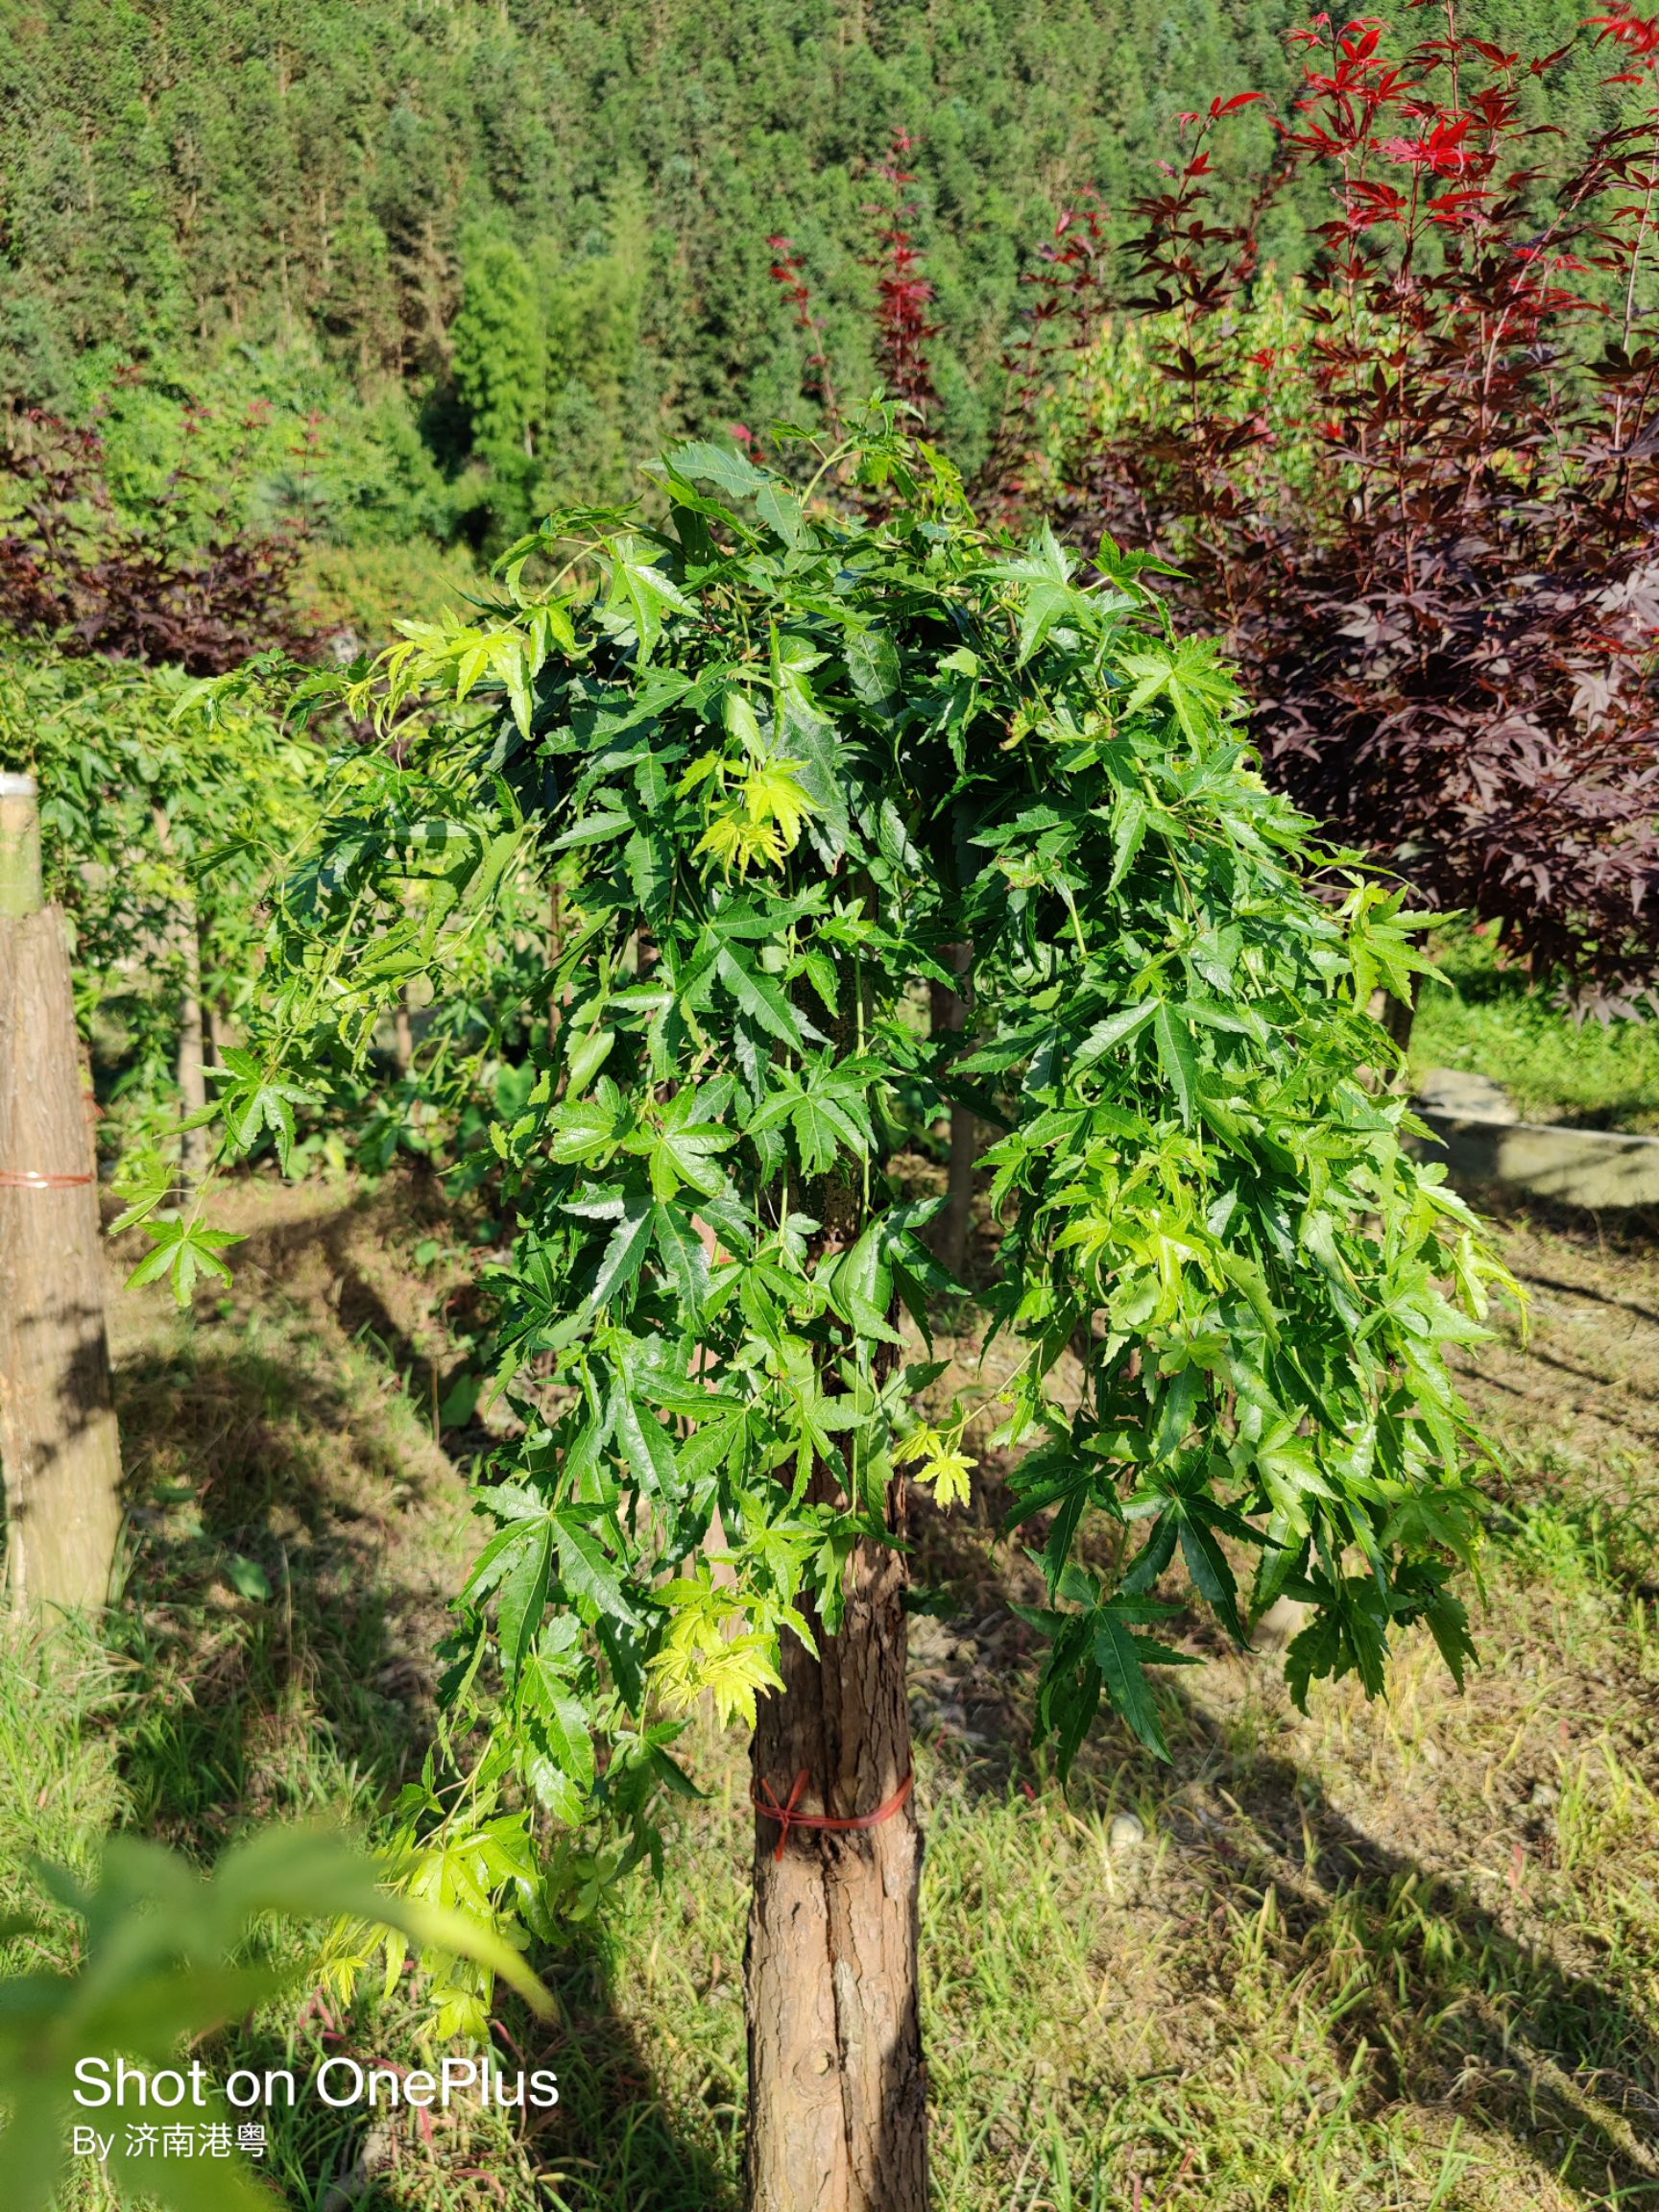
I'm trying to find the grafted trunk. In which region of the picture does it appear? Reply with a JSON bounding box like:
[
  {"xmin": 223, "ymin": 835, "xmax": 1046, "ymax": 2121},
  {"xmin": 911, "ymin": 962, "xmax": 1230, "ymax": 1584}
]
[
  {"xmin": 0, "ymin": 779, "xmax": 123, "ymax": 1610},
  {"xmin": 745, "ymin": 1483, "xmax": 926, "ymax": 2212}
]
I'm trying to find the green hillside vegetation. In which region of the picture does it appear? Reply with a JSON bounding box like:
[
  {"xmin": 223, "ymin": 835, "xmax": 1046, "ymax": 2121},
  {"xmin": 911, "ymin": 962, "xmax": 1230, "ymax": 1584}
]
[{"xmin": 0, "ymin": 0, "xmax": 1625, "ymax": 616}]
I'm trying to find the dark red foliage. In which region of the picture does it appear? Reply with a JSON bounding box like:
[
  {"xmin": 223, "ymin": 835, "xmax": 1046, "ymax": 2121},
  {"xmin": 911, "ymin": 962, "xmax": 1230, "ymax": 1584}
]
[
  {"xmin": 1042, "ymin": 6, "xmax": 1659, "ymax": 1011},
  {"xmin": 765, "ymin": 233, "xmax": 839, "ymax": 425},
  {"xmin": 768, "ymin": 134, "xmax": 942, "ymax": 445},
  {"xmin": 0, "ymin": 404, "xmax": 309, "ymax": 675},
  {"xmin": 863, "ymin": 131, "xmax": 940, "ymax": 427}
]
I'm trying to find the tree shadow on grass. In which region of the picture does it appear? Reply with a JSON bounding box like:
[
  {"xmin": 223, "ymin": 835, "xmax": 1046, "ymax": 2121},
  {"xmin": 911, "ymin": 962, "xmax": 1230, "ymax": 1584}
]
[
  {"xmin": 1450, "ymin": 1175, "xmax": 1659, "ymax": 1255},
  {"xmin": 108, "ymin": 1325, "xmax": 738, "ymax": 2212},
  {"xmin": 224, "ymin": 1183, "xmax": 486, "ymax": 1448},
  {"xmin": 111, "ymin": 1332, "xmax": 444, "ymax": 1846},
  {"xmin": 1202, "ymin": 1738, "xmax": 1659, "ymax": 2203},
  {"xmin": 909, "ymin": 1493, "xmax": 1659, "ymax": 2205}
]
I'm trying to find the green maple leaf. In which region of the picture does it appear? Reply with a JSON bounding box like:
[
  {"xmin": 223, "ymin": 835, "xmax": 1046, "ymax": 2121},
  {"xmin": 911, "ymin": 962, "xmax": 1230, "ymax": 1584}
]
[
  {"xmin": 127, "ymin": 1218, "xmax": 247, "ymax": 1308},
  {"xmin": 605, "ymin": 538, "xmax": 699, "ymax": 661},
  {"xmin": 210, "ymin": 1048, "xmax": 314, "ymax": 1172}
]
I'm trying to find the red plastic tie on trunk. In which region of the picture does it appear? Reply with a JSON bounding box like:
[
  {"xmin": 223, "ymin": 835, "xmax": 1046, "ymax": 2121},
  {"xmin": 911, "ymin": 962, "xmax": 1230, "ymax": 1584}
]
[
  {"xmin": 0, "ymin": 1170, "xmax": 94, "ymax": 1188},
  {"xmin": 752, "ymin": 1768, "xmax": 914, "ymax": 1862}
]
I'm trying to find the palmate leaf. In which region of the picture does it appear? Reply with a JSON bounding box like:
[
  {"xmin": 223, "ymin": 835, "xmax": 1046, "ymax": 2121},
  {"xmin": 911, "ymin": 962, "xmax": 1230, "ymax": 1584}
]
[
  {"xmin": 604, "ymin": 538, "xmax": 700, "ymax": 661},
  {"xmin": 787, "ymin": 1088, "xmax": 868, "ymax": 1176},
  {"xmin": 1282, "ymin": 1569, "xmax": 1394, "ymax": 1711},
  {"xmin": 738, "ymin": 759, "xmax": 817, "ymax": 852},
  {"xmin": 696, "ymin": 806, "xmax": 785, "ymax": 875},
  {"xmin": 547, "ymin": 1089, "xmax": 629, "ymax": 1166},
  {"xmin": 748, "ymin": 1056, "xmax": 875, "ymax": 1176},
  {"xmin": 209, "ymin": 1047, "xmax": 314, "ymax": 1171},
  {"xmin": 648, "ymin": 1625, "xmax": 784, "ymax": 1730},
  {"xmin": 630, "ymin": 1093, "xmax": 736, "ymax": 1200},
  {"xmin": 1118, "ymin": 638, "xmax": 1237, "ymax": 744},
  {"xmin": 894, "ymin": 1427, "xmax": 974, "ymax": 1508},
  {"xmin": 127, "ymin": 1216, "xmax": 248, "ymax": 1308}
]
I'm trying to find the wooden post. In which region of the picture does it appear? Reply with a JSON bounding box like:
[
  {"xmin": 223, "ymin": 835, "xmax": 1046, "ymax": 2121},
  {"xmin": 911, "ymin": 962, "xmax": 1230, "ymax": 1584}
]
[
  {"xmin": 0, "ymin": 773, "xmax": 124, "ymax": 1612},
  {"xmin": 0, "ymin": 775, "xmax": 43, "ymax": 920}
]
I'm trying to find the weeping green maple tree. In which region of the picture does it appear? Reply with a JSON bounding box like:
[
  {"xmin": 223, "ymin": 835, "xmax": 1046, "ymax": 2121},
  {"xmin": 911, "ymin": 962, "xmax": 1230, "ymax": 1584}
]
[{"xmin": 224, "ymin": 420, "xmax": 1507, "ymax": 2210}]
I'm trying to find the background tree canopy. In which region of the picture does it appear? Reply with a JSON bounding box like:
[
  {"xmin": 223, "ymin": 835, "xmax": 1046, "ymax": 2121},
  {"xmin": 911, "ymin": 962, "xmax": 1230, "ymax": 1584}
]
[{"xmin": 0, "ymin": 0, "xmax": 1626, "ymax": 568}]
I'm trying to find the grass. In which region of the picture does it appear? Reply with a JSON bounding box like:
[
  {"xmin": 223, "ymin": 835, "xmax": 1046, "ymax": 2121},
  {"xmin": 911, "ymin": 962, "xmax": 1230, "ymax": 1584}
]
[
  {"xmin": 1410, "ymin": 926, "xmax": 1659, "ymax": 1132},
  {"xmin": 5, "ymin": 1173, "xmax": 1659, "ymax": 2208}
]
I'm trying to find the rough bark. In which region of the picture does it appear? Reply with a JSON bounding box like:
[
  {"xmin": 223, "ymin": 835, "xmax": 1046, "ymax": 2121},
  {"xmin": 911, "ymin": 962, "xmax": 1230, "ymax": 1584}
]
[
  {"xmin": 745, "ymin": 1481, "xmax": 927, "ymax": 2212},
  {"xmin": 0, "ymin": 905, "xmax": 124, "ymax": 1611}
]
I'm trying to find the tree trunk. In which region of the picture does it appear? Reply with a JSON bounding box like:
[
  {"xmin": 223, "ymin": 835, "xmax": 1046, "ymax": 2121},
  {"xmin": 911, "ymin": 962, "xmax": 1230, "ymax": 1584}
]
[
  {"xmin": 0, "ymin": 783, "xmax": 124, "ymax": 1612},
  {"xmin": 745, "ymin": 1481, "xmax": 927, "ymax": 2212},
  {"xmin": 929, "ymin": 944, "xmax": 974, "ymax": 1282},
  {"xmin": 392, "ymin": 993, "xmax": 415, "ymax": 1077},
  {"xmin": 1366, "ymin": 984, "xmax": 1416, "ymax": 1091}
]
